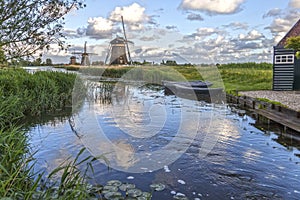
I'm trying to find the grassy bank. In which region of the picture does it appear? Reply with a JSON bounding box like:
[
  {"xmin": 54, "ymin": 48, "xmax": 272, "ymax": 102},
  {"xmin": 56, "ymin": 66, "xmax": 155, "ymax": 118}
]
[
  {"xmin": 0, "ymin": 68, "xmax": 95, "ymax": 199},
  {"xmin": 68, "ymin": 62, "xmax": 272, "ymax": 93},
  {"xmin": 0, "ymin": 68, "xmax": 78, "ymax": 124}
]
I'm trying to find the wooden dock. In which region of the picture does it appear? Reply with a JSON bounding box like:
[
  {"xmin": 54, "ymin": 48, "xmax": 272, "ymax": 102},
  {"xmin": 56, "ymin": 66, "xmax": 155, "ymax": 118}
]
[
  {"xmin": 227, "ymin": 94, "xmax": 300, "ymax": 133},
  {"xmin": 252, "ymin": 108, "xmax": 300, "ymax": 133}
]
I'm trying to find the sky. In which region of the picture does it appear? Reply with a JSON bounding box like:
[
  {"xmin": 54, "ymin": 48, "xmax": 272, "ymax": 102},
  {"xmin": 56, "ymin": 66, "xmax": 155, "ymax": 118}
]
[{"xmin": 42, "ymin": 0, "xmax": 300, "ymax": 64}]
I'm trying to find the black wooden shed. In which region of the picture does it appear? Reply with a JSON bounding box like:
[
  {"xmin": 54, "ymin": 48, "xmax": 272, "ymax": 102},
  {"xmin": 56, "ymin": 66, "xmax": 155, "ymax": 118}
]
[{"xmin": 273, "ymin": 19, "xmax": 300, "ymax": 91}]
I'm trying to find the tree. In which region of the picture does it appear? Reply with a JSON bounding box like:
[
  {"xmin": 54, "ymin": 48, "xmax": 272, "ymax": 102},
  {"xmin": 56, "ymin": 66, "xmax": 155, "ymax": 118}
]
[
  {"xmin": 165, "ymin": 60, "xmax": 177, "ymax": 66},
  {"xmin": 0, "ymin": 0, "xmax": 85, "ymax": 61},
  {"xmin": 32, "ymin": 57, "xmax": 42, "ymax": 66},
  {"xmin": 285, "ymin": 36, "xmax": 300, "ymax": 59}
]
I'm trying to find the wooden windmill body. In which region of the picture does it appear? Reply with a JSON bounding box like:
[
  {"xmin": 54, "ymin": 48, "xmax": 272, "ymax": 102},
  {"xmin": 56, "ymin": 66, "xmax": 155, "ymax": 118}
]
[{"xmin": 105, "ymin": 16, "xmax": 133, "ymax": 65}]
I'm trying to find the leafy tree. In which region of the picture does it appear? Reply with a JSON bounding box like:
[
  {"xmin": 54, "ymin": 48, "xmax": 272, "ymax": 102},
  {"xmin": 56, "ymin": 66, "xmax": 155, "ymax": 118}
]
[
  {"xmin": 285, "ymin": 36, "xmax": 300, "ymax": 58},
  {"xmin": 0, "ymin": 0, "xmax": 85, "ymax": 61},
  {"xmin": 165, "ymin": 60, "xmax": 177, "ymax": 66},
  {"xmin": 32, "ymin": 57, "xmax": 42, "ymax": 66}
]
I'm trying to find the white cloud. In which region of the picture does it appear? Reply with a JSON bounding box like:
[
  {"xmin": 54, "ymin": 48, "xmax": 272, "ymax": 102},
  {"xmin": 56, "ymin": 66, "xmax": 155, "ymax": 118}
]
[
  {"xmin": 166, "ymin": 25, "xmax": 177, "ymax": 30},
  {"xmin": 264, "ymin": 10, "xmax": 300, "ymax": 44},
  {"xmin": 223, "ymin": 22, "xmax": 248, "ymax": 30},
  {"xmin": 187, "ymin": 13, "xmax": 204, "ymax": 21},
  {"xmin": 109, "ymin": 3, "xmax": 149, "ymax": 30},
  {"xmin": 269, "ymin": 18, "xmax": 291, "ymax": 33},
  {"xmin": 198, "ymin": 27, "xmax": 219, "ymax": 35},
  {"xmin": 267, "ymin": 18, "xmax": 295, "ymax": 44},
  {"xmin": 86, "ymin": 17, "xmax": 113, "ymax": 39},
  {"xmin": 239, "ymin": 30, "xmax": 264, "ymax": 41},
  {"xmin": 179, "ymin": 0, "xmax": 245, "ymax": 15},
  {"xmin": 289, "ymin": 0, "xmax": 300, "ymax": 8},
  {"xmin": 263, "ymin": 8, "xmax": 282, "ymax": 18}
]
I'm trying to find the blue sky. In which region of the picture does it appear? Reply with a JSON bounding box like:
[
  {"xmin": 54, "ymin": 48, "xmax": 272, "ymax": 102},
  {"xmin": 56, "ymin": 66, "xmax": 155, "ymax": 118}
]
[{"xmin": 43, "ymin": 0, "xmax": 300, "ymax": 64}]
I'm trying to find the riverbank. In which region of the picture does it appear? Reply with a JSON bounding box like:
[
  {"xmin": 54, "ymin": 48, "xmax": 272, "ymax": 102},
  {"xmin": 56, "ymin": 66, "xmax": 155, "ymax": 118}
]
[
  {"xmin": 227, "ymin": 91, "xmax": 300, "ymax": 134},
  {"xmin": 239, "ymin": 90, "xmax": 300, "ymax": 111},
  {"xmin": 0, "ymin": 68, "xmax": 95, "ymax": 199}
]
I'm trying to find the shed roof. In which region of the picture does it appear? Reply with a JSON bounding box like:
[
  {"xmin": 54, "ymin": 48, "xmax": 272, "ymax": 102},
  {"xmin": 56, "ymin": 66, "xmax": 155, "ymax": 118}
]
[{"xmin": 277, "ymin": 18, "xmax": 300, "ymax": 48}]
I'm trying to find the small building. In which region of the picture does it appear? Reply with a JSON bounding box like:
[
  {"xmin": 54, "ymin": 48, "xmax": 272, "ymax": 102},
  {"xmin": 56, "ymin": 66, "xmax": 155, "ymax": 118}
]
[
  {"xmin": 273, "ymin": 19, "xmax": 300, "ymax": 91},
  {"xmin": 69, "ymin": 56, "xmax": 77, "ymax": 65}
]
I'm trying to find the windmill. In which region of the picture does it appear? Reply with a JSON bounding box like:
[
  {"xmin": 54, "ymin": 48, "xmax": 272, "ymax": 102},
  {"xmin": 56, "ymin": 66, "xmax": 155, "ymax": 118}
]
[
  {"xmin": 71, "ymin": 41, "xmax": 97, "ymax": 66},
  {"xmin": 105, "ymin": 16, "xmax": 133, "ymax": 65}
]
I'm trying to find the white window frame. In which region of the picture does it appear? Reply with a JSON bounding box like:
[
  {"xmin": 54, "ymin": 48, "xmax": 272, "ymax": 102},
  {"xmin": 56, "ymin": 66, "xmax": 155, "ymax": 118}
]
[{"xmin": 275, "ymin": 54, "xmax": 294, "ymax": 64}]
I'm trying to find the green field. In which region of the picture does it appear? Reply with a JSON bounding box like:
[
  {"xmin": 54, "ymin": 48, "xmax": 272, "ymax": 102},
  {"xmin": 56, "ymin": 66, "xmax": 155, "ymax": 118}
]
[{"xmin": 70, "ymin": 62, "xmax": 273, "ymax": 94}]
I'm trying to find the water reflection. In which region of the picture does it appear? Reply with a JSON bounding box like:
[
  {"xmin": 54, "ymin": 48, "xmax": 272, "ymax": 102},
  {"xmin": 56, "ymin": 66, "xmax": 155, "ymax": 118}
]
[
  {"xmin": 112, "ymin": 140, "xmax": 138, "ymax": 169},
  {"xmin": 28, "ymin": 82, "xmax": 300, "ymax": 200},
  {"xmin": 72, "ymin": 81, "xmax": 230, "ymax": 173}
]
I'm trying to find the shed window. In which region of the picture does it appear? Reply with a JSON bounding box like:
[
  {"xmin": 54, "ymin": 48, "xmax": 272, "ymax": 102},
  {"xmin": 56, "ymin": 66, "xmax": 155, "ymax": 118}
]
[{"xmin": 275, "ymin": 54, "xmax": 294, "ymax": 64}]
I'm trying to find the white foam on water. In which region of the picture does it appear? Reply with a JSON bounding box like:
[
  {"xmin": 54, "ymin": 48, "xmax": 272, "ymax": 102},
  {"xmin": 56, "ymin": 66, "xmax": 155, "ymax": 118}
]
[
  {"xmin": 176, "ymin": 192, "xmax": 186, "ymax": 197},
  {"xmin": 170, "ymin": 191, "xmax": 176, "ymax": 195},
  {"xmin": 164, "ymin": 165, "xmax": 171, "ymax": 172}
]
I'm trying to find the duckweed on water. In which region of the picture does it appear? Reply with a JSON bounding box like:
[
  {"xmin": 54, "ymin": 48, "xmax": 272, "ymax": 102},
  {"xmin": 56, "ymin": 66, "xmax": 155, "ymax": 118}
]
[
  {"xmin": 119, "ymin": 183, "xmax": 136, "ymax": 191},
  {"xmin": 150, "ymin": 183, "xmax": 166, "ymax": 191},
  {"xmin": 127, "ymin": 188, "xmax": 143, "ymax": 197},
  {"xmin": 107, "ymin": 180, "xmax": 123, "ymax": 187},
  {"xmin": 100, "ymin": 180, "xmax": 165, "ymax": 199}
]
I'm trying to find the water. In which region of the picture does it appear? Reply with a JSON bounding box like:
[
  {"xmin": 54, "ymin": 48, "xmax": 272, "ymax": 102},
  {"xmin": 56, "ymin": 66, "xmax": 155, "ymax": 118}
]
[{"xmin": 28, "ymin": 82, "xmax": 300, "ymax": 200}]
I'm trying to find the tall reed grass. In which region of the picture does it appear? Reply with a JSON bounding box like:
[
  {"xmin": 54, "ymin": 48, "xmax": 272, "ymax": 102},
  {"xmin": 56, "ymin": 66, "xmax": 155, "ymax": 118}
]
[{"xmin": 0, "ymin": 68, "xmax": 96, "ymax": 199}]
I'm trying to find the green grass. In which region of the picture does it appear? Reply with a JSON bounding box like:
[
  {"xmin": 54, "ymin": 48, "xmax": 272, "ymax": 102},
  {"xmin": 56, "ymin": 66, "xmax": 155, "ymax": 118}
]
[
  {"xmin": 0, "ymin": 68, "xmax": 80, "ymax": 121},
  {"xmin": 70, "ymin": 62, "xmax": 273, "ymax": 93},
  {"xmin": 256, "ymin": 97, "xmax": 287, "ymax": 107},
  {"xmin": 219, "ymin": 67, "xmax": 272, "ymax": 92}
]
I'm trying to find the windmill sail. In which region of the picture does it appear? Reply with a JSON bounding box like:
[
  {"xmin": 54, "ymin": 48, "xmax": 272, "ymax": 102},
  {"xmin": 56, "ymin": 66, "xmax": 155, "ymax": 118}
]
[{"xmin": 121, "ymin": 16, "xmax": 132, "ymax": 64}]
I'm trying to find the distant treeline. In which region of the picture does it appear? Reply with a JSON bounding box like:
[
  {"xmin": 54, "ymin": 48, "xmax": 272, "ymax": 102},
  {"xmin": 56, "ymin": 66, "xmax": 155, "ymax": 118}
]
[{"xmin": 217, "ymin": 62, "xmax": 272, "ymax": 69}]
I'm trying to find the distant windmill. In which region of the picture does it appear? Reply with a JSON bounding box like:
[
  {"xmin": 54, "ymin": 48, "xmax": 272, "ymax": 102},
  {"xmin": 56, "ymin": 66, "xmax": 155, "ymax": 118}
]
[
  {"xmin": 71, "ymin": 41, "xmax": 97, "ymax": 66},
  {"xmin": 105, "ymin": 16, "xmax": 133, "ymax": 65}
]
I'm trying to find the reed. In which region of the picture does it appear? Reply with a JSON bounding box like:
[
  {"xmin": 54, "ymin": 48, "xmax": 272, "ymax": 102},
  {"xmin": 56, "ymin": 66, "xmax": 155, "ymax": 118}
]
[
  {"xmin": 0, "ymin": 68, "xmax": 79, "ymax": 120},
  {"xmin": 0, "ymin": 68, "xmax": 94, "ymax": 199}
]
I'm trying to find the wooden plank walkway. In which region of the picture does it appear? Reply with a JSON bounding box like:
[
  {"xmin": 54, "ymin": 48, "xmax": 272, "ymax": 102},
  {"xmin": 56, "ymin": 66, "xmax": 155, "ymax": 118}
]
[{"xmin": 253, "ymin": 108, "xmax": 300, "ymax": 132}]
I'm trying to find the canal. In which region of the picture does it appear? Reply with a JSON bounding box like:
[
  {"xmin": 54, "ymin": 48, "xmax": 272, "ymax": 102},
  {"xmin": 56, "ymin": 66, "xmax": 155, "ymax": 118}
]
[{"xmin": 28, "ymin": 79, "xmax": 300, "ymax": 200}]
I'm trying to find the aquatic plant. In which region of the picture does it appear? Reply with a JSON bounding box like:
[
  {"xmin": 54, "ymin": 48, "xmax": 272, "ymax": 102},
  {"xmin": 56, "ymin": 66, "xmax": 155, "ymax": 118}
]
[{"xmin": 0, "ymin": 68, "xmax": 80, "ymax": 123}]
